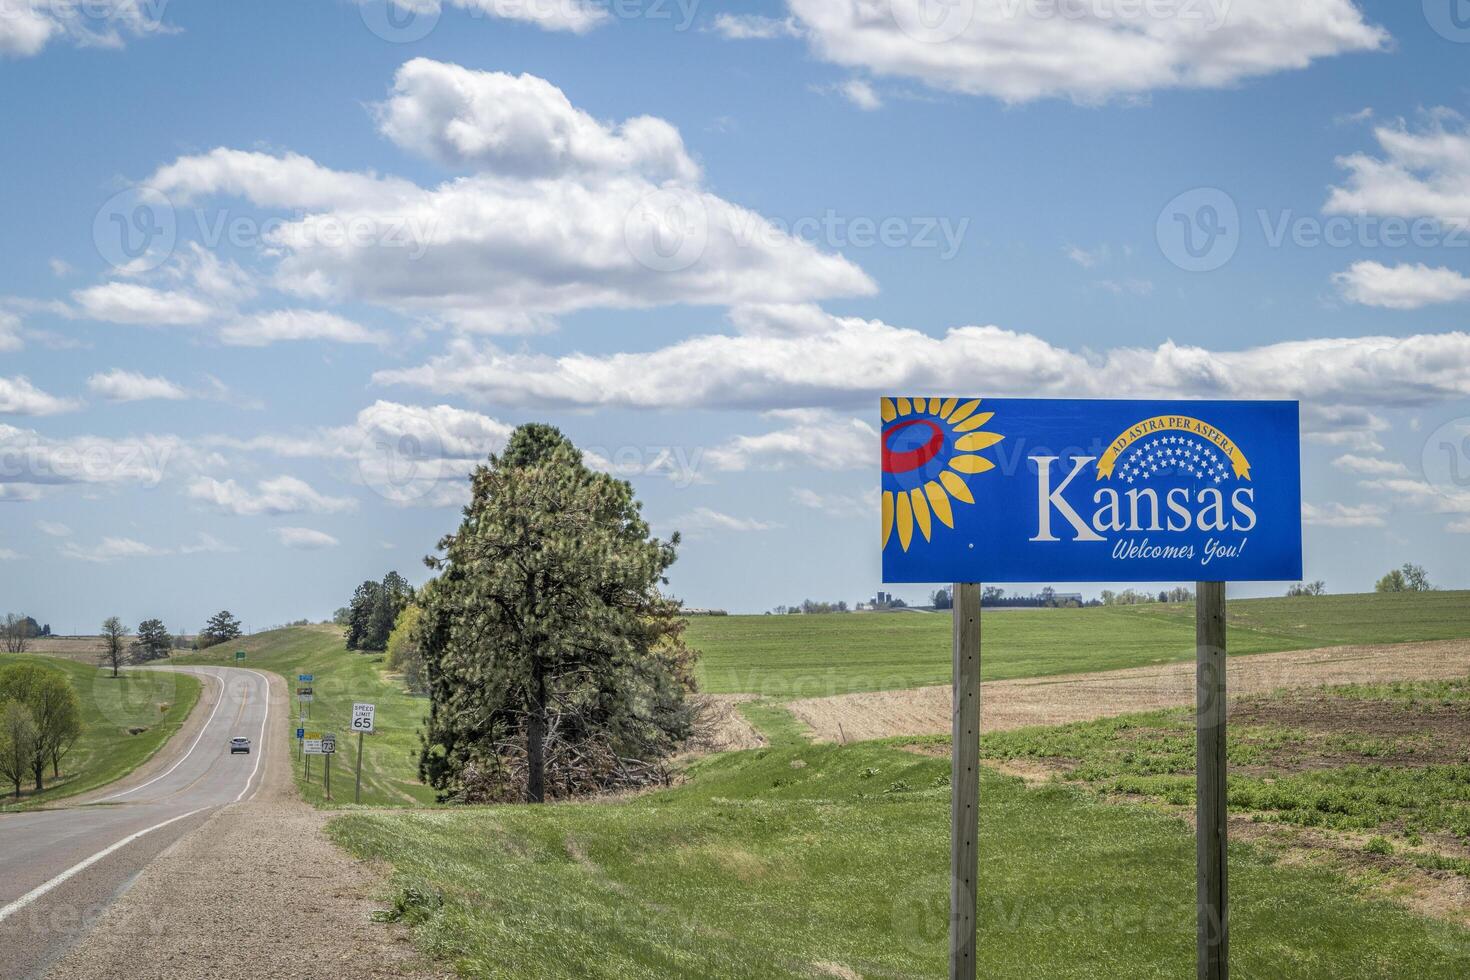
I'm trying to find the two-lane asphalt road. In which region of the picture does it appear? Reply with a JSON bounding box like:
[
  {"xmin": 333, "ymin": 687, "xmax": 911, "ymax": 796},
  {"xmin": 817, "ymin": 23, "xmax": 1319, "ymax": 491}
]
[{"xmin": 0, "ymin": 667, "xmax": 271, "ymax": 980}]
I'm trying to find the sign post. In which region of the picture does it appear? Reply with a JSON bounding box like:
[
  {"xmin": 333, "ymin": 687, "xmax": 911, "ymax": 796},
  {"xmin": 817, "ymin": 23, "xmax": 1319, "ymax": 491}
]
[
  {"xmin": 1196, "ymin": 581, "xmax": 1228, "ymax": 979},
  {"xmin": 322, "ymin": 732, "xmax": 337, "ymax": 800},
  {"xmin": 304, "ymin": 731, "xmax": 323, "ymax": 782},
  {"xmin": 351, "ymin": 703, "xmax": 376, "ymax": 805},
  {"xmin": 879, "ymin": 397, "xmax": 1301, "ymax": 980},
  {"xmin": 950, "ymin": 582, "xmax": 981, "ymax": 980}
]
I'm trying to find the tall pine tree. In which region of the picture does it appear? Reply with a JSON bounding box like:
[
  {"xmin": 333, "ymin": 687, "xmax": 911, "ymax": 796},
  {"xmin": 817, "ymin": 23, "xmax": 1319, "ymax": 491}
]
[{"xmin": 418, "ymin": 424, "xmax": 697, "ymax": 803}]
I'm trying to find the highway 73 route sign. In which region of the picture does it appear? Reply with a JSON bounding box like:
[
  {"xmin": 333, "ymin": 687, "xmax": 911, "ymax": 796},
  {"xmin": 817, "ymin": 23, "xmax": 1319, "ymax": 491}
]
[
  {"xmin": 321, "ymin": 733, "xmax": 337, "ymax": 755},
  {"xmin": 351, "ymin": 702, "xmax": 376, "ymax": 734}
]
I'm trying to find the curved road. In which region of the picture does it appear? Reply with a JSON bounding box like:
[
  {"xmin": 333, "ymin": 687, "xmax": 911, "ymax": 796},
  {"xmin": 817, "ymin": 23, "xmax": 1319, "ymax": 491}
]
[{"xmin": 0, "ymin": 667, "xmax": 271, "ymax": 980}]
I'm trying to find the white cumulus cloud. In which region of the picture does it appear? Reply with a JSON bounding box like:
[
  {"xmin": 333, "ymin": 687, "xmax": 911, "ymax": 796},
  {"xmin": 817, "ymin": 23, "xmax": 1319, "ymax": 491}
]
[
  {"xmin": 87, "ymin": 369, "xmax": 190, "ymax": 402},
  {"xmin": 272, "ymin": 526, "xmax": 340, "ymax": 550},
  {"xmin": 140, "ymin": 61, "xmax": 874, "ymax": 330},
  {"xmin": 185, "ymin": 475, "xmax": 357, "ymax": 516},
  {"xmin": 0, "ymin": 377, "xmax": 79, "ymax": 415},
  {"xmin": 775, "ymin": 0, "xmax": 1386, "ymax": 104},
  {"xmin": 1333, "ymin": 261, "xmax": 1470, "ymax": 309}
]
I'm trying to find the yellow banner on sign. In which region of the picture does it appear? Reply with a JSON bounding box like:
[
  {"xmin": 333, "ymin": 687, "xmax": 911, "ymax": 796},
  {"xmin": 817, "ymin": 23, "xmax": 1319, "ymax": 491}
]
[
  {"xmin": 1097, "ymin": 415, "xmax": 1251, "ymax": 480},
  {"xmin": 305, "ymin": 731, "xmax": 321, "ymax": 740}
]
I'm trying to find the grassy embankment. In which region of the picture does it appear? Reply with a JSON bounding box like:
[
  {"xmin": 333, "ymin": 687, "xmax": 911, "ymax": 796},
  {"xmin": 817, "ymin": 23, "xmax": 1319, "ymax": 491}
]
[
  {"xmin": 175, "ymin": 625, "xmax": 434, "ymax": 806},
  {"xmin": 331, "ymin": 735, "xmax": 1470, "ymax": 978},
  {"xmin": 315, "ymin": 593, "xmax": 1470, "ymax": 976},
  {"xmin": 0, "ymin": 653, "xmax": 200, "ymax": 810}
]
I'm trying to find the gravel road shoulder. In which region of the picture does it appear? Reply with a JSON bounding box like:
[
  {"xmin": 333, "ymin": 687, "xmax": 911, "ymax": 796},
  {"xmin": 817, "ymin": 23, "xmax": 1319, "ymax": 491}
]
[
  {"xmin": 47, "ymin": 671, "xmax": 448, "ymax": 980},
  {"xmin": 788, "ymin": 638, "xmax": 1470, "ymax": 743}
]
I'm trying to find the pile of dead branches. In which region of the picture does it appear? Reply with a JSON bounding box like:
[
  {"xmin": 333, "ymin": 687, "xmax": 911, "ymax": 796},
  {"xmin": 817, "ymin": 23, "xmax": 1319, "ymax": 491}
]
[{"xmin": 449, "ymin": 713, "xmax": 674, "ymax": 804}]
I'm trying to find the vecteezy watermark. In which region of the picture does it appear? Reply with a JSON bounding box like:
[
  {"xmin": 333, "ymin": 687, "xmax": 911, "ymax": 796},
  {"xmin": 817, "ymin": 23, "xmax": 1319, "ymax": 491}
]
[
  {"xmin": 357, "ymin": 0, "xmax": 701, "ymax": 43},
  {"xmin": 1424, "ymin": 0, "xmax": 1470, "ymax": 43},
  {"xmin": 0, "ymin": 442, "xmax": 175, "ymax": 488},
  {"xmin": 1256, "ymin": 211, "xmax": 1470, "ymax": 251},
  {"xmin": 1422, "ymin": 417, "xmax": 1470, "ymax": 497},
  {"xmin": 1158, "ymin": 188, "xmax": 1470, "ymax": 271},
  {"xmin": 585, "ymin": 444, "xmax": 705, "ymax": 489},
  {"xmin": 729, "ymin": 209, "xmax": 970, "ymax": 260},
  {"xmin": 624, "ymin": 187, "xmax": 709, "ymax": 273},
  {"xmin": 354, "ymin": 423, "xmax": 463, "ymax": 506},
  {"xmin": 1156, "ymin": 187, "xmax": 1239, "ymax": 272},
  {"xmin": 880, "ymin": 0, "xmax": 977, "ymax": 43},
  {"xmin": 358, "ymin": 0, "xmax": 440, "ymax": 42},
  {"xmin": 93, "ymin": 186, "xmax": 177, "ymax": 273},
  {"xmin": 2, "ymin": 0, "xmax": 173, "ymax": 37},
  {"xmin": 93, "ymin": 186, "xmax": 437, "ymax": 272},
  {"xmin": 890, "ymin": 873, "xmax": 962, "ymax": 955}
]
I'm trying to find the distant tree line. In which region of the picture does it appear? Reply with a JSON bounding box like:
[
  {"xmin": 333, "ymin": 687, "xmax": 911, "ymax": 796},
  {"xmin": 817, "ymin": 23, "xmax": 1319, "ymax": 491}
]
[
  {"xmin": 771, "ymin": 599, "xmax": 851, "ymax": 615},
  {"xmin": 984, "ymin": 587, "xmax": 1099, "ymax": 608},
  {"xmin": 1285, "ymin": 581, "xmax": 1327, "ymax": 597}
]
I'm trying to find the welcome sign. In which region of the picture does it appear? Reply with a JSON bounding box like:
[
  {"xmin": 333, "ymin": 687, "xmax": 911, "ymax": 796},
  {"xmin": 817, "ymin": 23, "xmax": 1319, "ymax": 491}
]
[{"xmin": 880, "ymin": 398, "xmax": 1302, "ymax": 583}]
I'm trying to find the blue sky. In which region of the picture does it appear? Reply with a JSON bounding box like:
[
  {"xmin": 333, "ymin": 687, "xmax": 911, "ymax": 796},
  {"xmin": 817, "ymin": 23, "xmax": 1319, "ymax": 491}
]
[{"xmin": 2, "ymin": 0, "xmax": 1469, "ymax": 631}]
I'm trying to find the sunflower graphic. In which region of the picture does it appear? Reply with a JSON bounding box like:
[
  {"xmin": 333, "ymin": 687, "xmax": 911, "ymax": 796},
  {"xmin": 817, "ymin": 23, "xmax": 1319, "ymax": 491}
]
[{"xmin": 881, "ymin": 397, "xmax": 1004, "ymax": 551}]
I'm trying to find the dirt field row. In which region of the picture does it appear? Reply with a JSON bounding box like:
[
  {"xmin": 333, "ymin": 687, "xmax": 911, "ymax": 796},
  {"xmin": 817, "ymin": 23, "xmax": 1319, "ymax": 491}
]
[{"xmin": 787, "ymin": 638, "xmax": 1470, "ymax": 742}]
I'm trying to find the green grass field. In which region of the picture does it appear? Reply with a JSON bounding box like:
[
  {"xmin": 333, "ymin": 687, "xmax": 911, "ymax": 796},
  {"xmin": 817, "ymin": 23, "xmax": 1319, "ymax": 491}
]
[
  {"xmin": 688, "ymin": 591, "xmax": 1470, "ymax": 698},
  {"xmin": 175, "ymin": 626, "xmax": 435, "ymax": 806},
  {"xmin": 330, "ymin": 737, "xmax": 1470, "ymax": 978},
  {"xmin": 0, "ymin": 653, "xmax": 200, "ymax": 810}
]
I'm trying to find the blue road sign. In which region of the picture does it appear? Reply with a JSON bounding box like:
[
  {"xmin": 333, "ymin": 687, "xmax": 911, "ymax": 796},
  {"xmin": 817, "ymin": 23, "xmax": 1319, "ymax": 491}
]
[
  {"xmin": 297, "ymin": 728, "xmax": 305, "ymax": 739},
  {"xmin": 298, "ymin": 674, "xmax": 313, "ymax": 682},
  {"xmin": 880, "ymin": 398, "xmax": 1302, "ymax": 583}
]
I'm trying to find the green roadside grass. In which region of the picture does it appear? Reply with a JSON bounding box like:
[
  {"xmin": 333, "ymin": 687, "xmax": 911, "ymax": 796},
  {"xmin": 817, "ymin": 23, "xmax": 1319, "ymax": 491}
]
[
  {"xmin": 0, "ymin": 653, "xmax": 200, "ymax": 810},
  {"xmin": 687, "ymin": 591, "xmax": 1470, "ymax": 698},
  {"xmin": 329, "ymin": 738, "xmax": 1470, "ymax": 979},
  {"xmin": 174, "ymin": 625, "xmax": 435, "ymax": 806}
]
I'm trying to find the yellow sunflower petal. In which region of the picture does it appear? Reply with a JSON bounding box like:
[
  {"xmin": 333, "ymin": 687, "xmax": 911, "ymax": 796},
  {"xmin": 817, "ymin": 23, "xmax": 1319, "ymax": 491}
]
[
  {"xmin": 948, "ymin": 399, "xmax": 982, "ymax": 424},
  {"xmin": 924, "ymin": 481, "xmax": 954, "ymax": 528},
  {"xmin": 928, "ymin": 397, "xmax": 943, "ymax": 415},
  {"xmin": 954, "ymin": 411, "xmax": 996, "ymax": 433},
  {"xmin": 896, "ymin": 397, "xmax": 912, "ymax": 416},
  {"xmin": 896, "ymin": 490, "xmax": 914, "ymax": 551},
  {"xmin": 881, "ymin": 397, "xmax": 897, "ymax": 423},
  {"xmin": 910, "ymin": 487, "xmax": 932, "ymax": 541},
  {"xmin": 939, "ymin": 470, "xmax": 973, "ymax": 505},
  {"xmin": 881, "ymin": 490, "xmax": 894, "ymax": 548},
  {"xmin": 955, "ymin": 430, "xmax": 1004, "ymax": 451},
  {"xmin": 949, "ymin": 455, "xmax": 996, "ymax": 474},
  {"xmin": 939, "ymin": 396, "xmax": 959, "ymax": 419}
]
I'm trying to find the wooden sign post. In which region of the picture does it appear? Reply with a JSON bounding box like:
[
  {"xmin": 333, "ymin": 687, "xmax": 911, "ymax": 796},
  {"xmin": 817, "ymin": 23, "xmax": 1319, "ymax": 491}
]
[
  {"xmin": 950, "ymin": 582, "xmax": 981, "ymax": 980},
  {"xmin": 1196, "ymin": 581, "xmax": 1228, "ymax": 979},
  {"xmin": 882, "ymin": 396, "xmax": 1299, "ymax": 979}
]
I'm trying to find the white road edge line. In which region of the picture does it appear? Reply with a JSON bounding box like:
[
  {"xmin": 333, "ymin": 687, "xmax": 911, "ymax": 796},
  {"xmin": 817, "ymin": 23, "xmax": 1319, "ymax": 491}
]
[
  {"xmin": 0, "ymin": 807, "xmax": 208, "ymax": 925},
  {"xmin": 234, "ymin": 669, "xmax": 271, "ymax": 804},
  {"xmin": 96, "ymin": 668, "xmax": 225, "ymax": 803}
]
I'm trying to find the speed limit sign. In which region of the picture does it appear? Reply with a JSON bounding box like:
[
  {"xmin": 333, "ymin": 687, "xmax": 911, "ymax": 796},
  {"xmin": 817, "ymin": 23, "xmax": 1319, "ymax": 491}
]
[{"xmin": 351, "ymin": 702, "xmax": 376, "ymax": 733}]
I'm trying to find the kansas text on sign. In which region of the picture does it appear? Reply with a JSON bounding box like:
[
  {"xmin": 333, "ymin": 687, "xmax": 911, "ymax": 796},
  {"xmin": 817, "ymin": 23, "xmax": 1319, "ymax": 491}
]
[{"xmin": 880, "ymin": 398, "xmax": 1302, "ymax": 583}]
